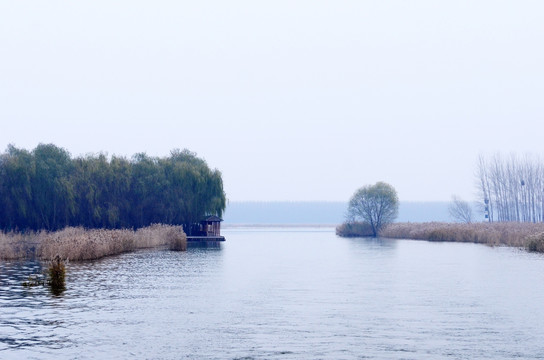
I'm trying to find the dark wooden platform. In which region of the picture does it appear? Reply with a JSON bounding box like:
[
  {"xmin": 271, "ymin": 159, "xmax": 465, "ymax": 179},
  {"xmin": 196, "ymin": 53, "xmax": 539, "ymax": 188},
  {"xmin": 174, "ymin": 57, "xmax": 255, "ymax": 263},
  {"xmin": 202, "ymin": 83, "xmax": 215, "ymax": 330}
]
[{"xmin": 187, "ymin": 236, "xmax": 225, "ymax": 242}]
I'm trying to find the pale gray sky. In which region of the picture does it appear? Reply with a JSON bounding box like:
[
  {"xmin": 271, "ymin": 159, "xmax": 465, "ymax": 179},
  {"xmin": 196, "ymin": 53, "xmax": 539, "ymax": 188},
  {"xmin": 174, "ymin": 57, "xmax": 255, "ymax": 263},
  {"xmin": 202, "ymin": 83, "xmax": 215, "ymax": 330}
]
[{"xmin": 1, "ymin": 1, "xmax": 543, "ymax": 202}]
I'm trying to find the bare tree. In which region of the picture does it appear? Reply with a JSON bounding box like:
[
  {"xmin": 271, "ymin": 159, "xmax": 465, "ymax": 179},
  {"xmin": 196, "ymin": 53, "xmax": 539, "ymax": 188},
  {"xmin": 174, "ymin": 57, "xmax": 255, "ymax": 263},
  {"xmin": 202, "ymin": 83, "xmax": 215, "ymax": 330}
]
[
  {"xmin": 476, "ymin": 155, "xmax": 493, "ymax": 221},
  {"xmin": 449, "ymin": 195, "xmax": 473, "ymax": 224},
  {"xmin": 476, "ymin": 153, "xmax": 544, "ymax": 223}
]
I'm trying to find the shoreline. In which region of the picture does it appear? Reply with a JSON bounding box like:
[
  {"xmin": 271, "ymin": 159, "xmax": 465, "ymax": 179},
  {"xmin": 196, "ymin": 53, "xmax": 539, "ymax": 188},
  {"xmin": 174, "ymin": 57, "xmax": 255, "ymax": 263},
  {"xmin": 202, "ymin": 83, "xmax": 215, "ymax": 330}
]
[
  {"xmin": 0, "ymin": 224, "xmax": 187, "ymax": 262},
  {"xmin": 337, "ymin": 221, "xmax": 544, "ymax": 253}
]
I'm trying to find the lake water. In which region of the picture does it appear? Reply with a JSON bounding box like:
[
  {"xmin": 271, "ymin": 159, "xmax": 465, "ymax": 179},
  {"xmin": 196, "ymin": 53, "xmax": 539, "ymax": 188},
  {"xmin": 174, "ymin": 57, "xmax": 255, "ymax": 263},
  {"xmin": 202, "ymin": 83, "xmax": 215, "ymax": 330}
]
[{"xmin": 2, "ymin": 227, "xmax": 544, "ymax": 359}]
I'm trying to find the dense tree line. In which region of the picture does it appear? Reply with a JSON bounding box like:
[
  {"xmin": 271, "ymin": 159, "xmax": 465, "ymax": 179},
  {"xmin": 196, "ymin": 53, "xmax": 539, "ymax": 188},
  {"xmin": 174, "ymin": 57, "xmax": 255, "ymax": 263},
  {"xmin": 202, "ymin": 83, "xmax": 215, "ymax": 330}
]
[
  {"xmin": 0, "ymin": 144, "xmax": 226, "ymax": 232},
  {"xmin": 477, "ymin": 154, "xmax": 544, "ymax": 222}
]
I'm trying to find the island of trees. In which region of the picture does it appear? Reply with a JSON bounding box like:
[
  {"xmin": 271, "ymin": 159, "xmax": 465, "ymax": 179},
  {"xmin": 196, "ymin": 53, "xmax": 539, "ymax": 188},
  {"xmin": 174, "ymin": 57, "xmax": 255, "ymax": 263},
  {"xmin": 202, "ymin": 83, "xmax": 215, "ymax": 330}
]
[
  {"xmin": 0, "ymin": 144, "xmax": 225, "ymax": 232},
  {"xmin": 0, "ymin": 144, "xmax": 227, "ymax": 264}
]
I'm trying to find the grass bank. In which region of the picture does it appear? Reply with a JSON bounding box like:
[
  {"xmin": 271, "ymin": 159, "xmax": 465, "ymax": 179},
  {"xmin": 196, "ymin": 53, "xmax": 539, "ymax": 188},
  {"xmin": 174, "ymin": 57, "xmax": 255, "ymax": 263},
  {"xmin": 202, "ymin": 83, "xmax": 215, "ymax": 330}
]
[
  {"xmin": 0, "ymin": 224, "xmax": 187, "ymax": 261},
  {"xmin": 337, "ymin": 221, "xmax": 544, "ymax": 252}
]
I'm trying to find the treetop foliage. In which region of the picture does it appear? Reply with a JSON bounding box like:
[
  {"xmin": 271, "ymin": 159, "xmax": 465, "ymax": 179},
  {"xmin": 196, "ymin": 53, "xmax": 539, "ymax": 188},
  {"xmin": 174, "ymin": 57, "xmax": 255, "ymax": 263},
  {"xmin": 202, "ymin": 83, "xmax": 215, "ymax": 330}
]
[
  {"xmin": 0, "ymin": 144, "xmax": 226, "ymax": 232},
  {"xmin": 347, "ymin": 181, "xmax": 399, "ymax": 236}
]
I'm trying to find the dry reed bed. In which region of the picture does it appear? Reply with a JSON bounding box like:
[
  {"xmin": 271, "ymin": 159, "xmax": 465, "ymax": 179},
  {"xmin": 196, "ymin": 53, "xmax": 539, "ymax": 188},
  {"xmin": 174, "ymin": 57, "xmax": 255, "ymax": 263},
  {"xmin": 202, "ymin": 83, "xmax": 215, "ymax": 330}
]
[
  {"xmin": 0, "ymin": 231, "xmax": 37, "ymax": 260},
  {"xmin": 381, "ymin": 222, "xmax": 544, "ymax": 248},
  {"xmin": 0, "ymin": 224, "xmax": 187, "ymax": 261}
]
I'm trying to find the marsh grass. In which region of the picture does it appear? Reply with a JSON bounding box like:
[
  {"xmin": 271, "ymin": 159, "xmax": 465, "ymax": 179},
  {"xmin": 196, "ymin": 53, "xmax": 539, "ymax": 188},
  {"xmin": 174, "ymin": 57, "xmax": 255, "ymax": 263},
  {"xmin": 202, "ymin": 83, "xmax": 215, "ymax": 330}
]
[
  {"xmin": 48, "ymin": 255, "xmax": 66, "ymax": 294},
  {"xmin": 381, "ymin": 222, "xmax": 544, "ymax": 250},
  {"xmin": 1, "ymin": 224, "xmax": 187, "ymax": 261},
  {"xmin": 167, "ymin": 227, "xmax": 187, "ymax": 251},
  {"xmin": 0, "ymin": 231, "xmax": 37, "ymax": 260},
  {"xmin": 337, "ymin": 221, "xmax": 544, "ymax": 252}
]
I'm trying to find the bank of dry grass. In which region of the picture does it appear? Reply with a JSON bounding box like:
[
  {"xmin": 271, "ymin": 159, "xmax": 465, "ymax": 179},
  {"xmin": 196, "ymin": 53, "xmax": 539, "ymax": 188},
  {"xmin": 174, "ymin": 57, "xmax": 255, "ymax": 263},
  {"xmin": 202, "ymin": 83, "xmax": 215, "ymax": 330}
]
[
  {"xmin": 0, "ymin": 224, "xmax": 187, "ymax": 261},
  {"xmin": 336, "ymin": 221, "xmax": 544, "ymax": 252},
  {"xmin": 0, "ymin": 231, "xmax": 36, "ymax": 259},
  {"xmin": 381, "ymin": 222, "xmax": 544, "ymax": 249}
]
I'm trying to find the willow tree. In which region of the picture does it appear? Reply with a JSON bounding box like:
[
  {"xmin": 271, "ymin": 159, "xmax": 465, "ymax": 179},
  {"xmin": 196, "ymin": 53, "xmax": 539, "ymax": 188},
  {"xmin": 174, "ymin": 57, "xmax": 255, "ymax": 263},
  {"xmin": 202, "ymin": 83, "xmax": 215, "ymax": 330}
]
[
  {"xmin": 0, "ymin": 145, "xmax": 35, "ymax": 230},
  {"xmin": 0, "ymin": 144, "xmax": 226, "ymax": 232},
  {"xmin": 31, "ymin": 144, "xmax": 75, "ymax": 230},
  {"xmin": 347, "ymin": 182, "xmax": 399, "ymax": 237}
]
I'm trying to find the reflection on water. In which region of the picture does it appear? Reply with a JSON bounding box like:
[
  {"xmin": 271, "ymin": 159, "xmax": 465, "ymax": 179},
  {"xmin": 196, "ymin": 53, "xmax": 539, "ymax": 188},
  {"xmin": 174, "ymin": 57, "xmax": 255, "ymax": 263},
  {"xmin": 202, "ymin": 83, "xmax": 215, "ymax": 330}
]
[{"xmin": 2, "ymin": 228, "xmax": 544, "ymax": 359}]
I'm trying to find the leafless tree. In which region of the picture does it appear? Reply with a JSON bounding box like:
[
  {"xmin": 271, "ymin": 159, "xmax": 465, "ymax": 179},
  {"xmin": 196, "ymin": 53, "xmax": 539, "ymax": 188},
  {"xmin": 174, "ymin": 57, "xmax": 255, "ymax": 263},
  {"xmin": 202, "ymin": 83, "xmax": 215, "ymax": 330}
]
[
  {"xmin": 476, "ymin": 153, "xmax": 544, "ymax": 223},
  {"xmin": 449, "ymin": 195, "xmax": 473, "ymax": 223}
]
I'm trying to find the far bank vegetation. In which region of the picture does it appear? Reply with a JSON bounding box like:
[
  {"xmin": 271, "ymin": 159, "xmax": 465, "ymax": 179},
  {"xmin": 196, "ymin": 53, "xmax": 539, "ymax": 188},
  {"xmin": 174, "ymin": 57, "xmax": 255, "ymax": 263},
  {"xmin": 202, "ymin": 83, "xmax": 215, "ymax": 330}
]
[
  {"xmin": 337, "ymin": 154, "xmax": 544, "ymax": 253},
  {"xmin": 382, "ymin": 222, "xmax": 544, "ymax": 249},
  {"xmin": 337, "ymin": 221, "xmax": 544, "ymax": 252}
]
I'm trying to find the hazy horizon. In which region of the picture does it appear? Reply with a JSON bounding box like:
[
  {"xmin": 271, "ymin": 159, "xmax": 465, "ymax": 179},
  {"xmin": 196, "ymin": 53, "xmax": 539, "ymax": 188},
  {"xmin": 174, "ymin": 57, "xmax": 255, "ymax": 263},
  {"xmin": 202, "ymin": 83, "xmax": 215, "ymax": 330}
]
[
  {"xmin": 2, "ymin": 1, "xmax": 543, "ymax": 202},
  {"xmin": 222, "ymin": 200, "xmax": 473, "ymax": 224}
]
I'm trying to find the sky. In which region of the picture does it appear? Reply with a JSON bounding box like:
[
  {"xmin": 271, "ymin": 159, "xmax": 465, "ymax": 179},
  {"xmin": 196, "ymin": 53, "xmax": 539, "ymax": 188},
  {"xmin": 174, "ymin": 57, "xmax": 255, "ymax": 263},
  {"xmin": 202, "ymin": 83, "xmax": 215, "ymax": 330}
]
[{"xmin": 1, "ymin": 1, "xmax": 543, "ymax": 202}]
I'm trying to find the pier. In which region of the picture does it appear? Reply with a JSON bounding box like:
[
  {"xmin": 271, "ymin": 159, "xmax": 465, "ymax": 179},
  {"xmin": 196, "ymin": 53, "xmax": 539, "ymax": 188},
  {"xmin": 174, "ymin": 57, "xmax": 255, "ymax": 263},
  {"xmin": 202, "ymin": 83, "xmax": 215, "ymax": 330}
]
[
  {"xmin": 187, "ymin": 235, "xmax": 225, "ymax": 242},
  {"xmin": 186, "ymin": 215, "xmax": 226, "ymax": 242}
]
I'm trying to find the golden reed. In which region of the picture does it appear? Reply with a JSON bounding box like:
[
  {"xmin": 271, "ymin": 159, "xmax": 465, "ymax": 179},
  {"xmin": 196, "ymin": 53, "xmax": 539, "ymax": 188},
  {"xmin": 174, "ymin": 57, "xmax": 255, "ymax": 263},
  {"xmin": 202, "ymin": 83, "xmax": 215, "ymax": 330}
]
[
  {"xmin": 381, "ymin": 222, "xmax": 544, "ymax": 249},
  {"xmin": 0, "ymin": 224, "xmax": 187, "ymax": 261},
  {"xmin": 336, "ymin": 221, "xmax": 544, "ymax": 252}
]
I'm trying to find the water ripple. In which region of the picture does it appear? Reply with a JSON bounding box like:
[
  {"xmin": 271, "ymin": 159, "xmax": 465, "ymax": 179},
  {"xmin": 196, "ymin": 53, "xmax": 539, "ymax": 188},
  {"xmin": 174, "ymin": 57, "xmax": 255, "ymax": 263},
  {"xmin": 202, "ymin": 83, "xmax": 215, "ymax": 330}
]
[{"xmin": 2, "ymin": 230, "xmax": 544, "ymax": 359}]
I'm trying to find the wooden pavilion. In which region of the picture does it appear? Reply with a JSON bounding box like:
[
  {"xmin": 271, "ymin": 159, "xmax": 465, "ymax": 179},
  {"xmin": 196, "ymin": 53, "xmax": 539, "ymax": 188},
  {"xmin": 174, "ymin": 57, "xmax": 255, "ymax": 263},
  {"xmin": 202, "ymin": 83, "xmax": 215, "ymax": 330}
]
[{"xmin": 187, "ymin": 215, "xmax": 225, "ymax": 242}]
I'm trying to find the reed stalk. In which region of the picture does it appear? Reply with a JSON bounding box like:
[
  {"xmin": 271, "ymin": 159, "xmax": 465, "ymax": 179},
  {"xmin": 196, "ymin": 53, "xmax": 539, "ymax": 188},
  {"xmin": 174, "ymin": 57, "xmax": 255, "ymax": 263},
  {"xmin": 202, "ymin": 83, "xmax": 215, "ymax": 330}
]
[
  {"xmin": 48, "ymin": 255, "xmax": 66, "ymax": 294},
  {"xmin": 167, "ymin": 227, "xmax": 187, "ymax": 251}
]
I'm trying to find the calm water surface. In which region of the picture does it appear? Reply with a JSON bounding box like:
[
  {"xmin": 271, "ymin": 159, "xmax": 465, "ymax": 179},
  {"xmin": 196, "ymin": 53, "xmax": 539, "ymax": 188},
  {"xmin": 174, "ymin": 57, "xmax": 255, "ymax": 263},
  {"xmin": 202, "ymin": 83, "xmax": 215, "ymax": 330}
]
[{"xmin": 2, "ymin": 227, "xmax": 544, "ymax": 359}]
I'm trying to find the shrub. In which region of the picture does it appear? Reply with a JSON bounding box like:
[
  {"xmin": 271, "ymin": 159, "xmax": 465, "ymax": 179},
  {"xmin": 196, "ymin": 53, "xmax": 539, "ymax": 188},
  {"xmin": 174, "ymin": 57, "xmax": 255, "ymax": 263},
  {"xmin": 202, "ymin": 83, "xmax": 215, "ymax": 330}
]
[
  {"xmin": 48, "ymin": 255, "xmax": 66, "ymax": 295},
  {"xmin": 527, "ymin": 233, "xmax": 544, "ymax": 253},
  {"xmin": 336, "ymin": 222, "xmax": 375, "ymax": 237}
]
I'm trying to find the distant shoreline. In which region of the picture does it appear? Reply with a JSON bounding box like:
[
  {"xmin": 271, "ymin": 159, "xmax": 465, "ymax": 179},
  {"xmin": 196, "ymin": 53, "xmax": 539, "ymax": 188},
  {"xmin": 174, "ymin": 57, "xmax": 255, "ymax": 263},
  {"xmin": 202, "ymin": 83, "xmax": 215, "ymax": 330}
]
[
  {"xmin": 223, "ymin": 201, "xmax": 456, "ymax": 224},
  {"xmin": 337, "ymin": 221, "xmax": 544, "ymax": 253},
  {"xmin": 223, "ymin": 223, "xmax": 337, "ymax": 228}
]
